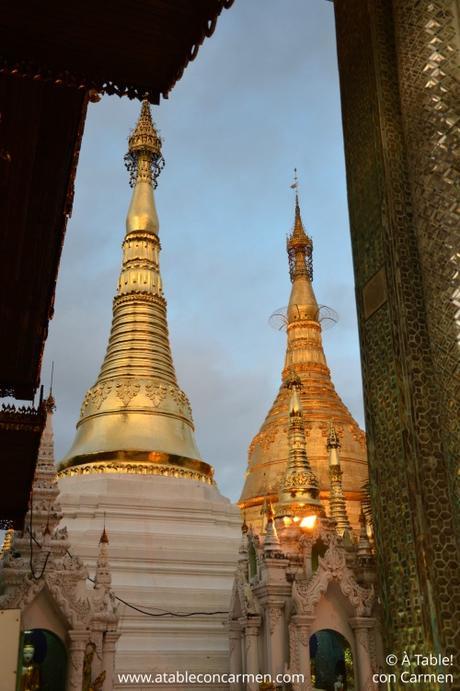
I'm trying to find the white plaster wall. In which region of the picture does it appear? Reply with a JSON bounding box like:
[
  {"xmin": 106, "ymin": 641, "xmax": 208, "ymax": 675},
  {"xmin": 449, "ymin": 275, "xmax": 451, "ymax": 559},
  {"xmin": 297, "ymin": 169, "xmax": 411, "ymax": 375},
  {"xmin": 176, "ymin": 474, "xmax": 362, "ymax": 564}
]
[{"xmin": 59, "ymin": 474, "xmax": 241, "ymax": 690}]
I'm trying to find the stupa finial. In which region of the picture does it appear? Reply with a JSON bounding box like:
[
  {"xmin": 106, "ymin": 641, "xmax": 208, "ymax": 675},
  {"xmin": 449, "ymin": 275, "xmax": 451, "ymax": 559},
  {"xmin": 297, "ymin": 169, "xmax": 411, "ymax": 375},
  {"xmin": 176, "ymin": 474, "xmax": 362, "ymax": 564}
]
[
  {"xmin": 291, "ymin": 168, "xmax": 302, "ymax": 234},
  {"xmin": 124, "ymin": 100, "xmax": 164, "ymax": 235},
  {"xmin": 291, "ymin": 168, "xmax": 300, "ymax": 210},
  {"xmin": 287, "ymin": 171, "xmax": 313, "ymax": 282},
  {"xmin": 125, "ymin": 99, "xmax": 164, "ymax": 186},
  {"xmin": 284, "ymin": 176, "xmax": 318, "ymax": 330},
  {"xmin": 44, "ymin": 362, "xmax": 56, "ymax": 413}
]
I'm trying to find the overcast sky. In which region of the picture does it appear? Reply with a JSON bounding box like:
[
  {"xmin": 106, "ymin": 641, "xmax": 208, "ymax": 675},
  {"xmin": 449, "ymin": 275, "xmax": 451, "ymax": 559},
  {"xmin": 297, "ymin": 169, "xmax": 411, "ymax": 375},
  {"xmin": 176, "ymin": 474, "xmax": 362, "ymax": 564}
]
[{"xmin": 42, "ymin": 0, "xmax": 364, "ymax": 502}]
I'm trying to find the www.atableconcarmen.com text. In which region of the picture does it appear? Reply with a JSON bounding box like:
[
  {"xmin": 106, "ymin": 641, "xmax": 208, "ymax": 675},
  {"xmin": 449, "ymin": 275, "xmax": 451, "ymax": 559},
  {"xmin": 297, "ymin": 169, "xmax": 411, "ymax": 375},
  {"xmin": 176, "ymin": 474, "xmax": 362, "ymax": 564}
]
[{"xmin": 117, "ymin": 671, "xmax": 305, "ymax": 686}]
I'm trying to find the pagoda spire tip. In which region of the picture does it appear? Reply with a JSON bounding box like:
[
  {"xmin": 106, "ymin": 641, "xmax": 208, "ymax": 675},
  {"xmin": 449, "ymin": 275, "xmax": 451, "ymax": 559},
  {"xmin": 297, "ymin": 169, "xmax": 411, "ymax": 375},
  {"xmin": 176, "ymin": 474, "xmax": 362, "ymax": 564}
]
[
  {"xmin": 100, "ymin": 512, "xmax": 109, "ymax": 544},
  {"xmin": 287, "ymin": 172, "xmax": 313, "ymax": 282},
  {"xmin": 125, "ymin": 99, "xmax": 164, "ymax": 189},
  {"xmin": 44, "ymin": 362, "xmax": 56, "ymax": 412},
  {"xmin": 100, "ymin": 527, "xmax": 109, "ymax": 544}
]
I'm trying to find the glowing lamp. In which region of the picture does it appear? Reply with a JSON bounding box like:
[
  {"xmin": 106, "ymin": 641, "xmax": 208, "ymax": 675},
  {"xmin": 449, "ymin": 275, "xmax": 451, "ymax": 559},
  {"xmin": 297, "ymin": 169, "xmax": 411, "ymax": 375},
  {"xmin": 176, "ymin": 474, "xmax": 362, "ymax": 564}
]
[
  {"xmin": 293, "ymin": 516, "xmax": 300, "ymax": 523},
  {"xmin": 300, "ymin": 515, "xmax": 317, "ymax": 529}
]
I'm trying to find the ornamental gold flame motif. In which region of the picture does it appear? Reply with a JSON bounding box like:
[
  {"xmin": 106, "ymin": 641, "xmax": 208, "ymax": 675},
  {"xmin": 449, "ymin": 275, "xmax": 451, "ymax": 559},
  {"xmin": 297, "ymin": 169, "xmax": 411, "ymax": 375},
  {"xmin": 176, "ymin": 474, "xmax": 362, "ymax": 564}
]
[
  {"xmin": 239, "ymin": 194, "xmax": 368, "ymax": 529},
  {"xmin": 59, "ymin": 101, "xmax": 211, "ymax": 482}
]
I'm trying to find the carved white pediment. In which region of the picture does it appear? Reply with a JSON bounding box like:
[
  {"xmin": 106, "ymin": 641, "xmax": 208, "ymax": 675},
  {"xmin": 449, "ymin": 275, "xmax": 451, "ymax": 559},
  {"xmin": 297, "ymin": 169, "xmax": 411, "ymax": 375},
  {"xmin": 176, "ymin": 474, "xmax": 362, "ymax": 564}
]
[
  {"xmin": 292, "ymin": 535, "xmax": 374, "ymax": 617},
  {"xmin": 0, "ymin": 568, "xmax": 93, "ymax": 630}
]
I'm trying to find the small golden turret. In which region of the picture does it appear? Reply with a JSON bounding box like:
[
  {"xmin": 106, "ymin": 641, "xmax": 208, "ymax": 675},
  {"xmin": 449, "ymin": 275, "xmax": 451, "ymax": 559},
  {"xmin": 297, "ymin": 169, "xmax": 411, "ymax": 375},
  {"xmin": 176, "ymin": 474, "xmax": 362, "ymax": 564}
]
[
  {"xmin": 327, "ymin": 421, "xmax": 353, "ymax": 536},
  {"xmin": 263, "ymin": 508, "xmax": 282, "ymax": 556},
  {"xmin": 357, "ymin": 507, "xmax": 372, "ymax": 559},
  {"xmin": 277, "ymin": 379, "xmax": 322, "ymax": 518},
  {"xmin": 60, "ymin": 101, "xmax": 211, "ymax": 483}
]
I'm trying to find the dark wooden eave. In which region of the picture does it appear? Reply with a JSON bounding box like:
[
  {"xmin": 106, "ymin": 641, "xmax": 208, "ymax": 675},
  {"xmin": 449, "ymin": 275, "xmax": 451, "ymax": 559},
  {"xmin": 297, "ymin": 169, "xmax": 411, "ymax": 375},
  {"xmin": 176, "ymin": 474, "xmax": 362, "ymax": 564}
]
[
  {"xmin": 0, "ymin": 76, "xmax": 87, "ymax": 400},
  {"xmin": 0, "ymin": 0, "xmax": 234, "ymax": 104},
  {"xmin": 0, "ymin": 1, "xmax": 234, "ymax": 400},
  {"xmin": 0, "ymin": 403, "xmax": 46, "ymax": 529}
]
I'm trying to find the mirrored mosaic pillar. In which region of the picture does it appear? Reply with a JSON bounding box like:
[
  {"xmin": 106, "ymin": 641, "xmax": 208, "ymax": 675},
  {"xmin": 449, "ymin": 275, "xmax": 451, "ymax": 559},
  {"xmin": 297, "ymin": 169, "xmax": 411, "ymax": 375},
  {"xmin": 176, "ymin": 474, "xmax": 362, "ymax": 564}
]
[{"xmin": 334, "ymin": 0, "xmax": 460, "ymax": 683}]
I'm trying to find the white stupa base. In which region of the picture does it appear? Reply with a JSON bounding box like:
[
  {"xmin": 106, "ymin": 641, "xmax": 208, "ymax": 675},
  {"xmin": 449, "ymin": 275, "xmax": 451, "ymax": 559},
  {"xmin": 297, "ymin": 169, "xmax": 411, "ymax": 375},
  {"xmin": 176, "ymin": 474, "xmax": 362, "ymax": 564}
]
[{"xmin": 58, "ymin": 473, "xmax": 241, "ymax": 689}]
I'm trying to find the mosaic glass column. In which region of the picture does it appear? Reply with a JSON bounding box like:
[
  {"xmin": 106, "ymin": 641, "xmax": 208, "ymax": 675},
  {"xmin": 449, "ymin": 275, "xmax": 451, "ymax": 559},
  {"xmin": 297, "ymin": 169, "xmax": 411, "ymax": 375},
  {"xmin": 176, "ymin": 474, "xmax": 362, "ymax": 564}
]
[{"xmin": 334, "ymin": 0, "xmax": 460, "ymax": 683}]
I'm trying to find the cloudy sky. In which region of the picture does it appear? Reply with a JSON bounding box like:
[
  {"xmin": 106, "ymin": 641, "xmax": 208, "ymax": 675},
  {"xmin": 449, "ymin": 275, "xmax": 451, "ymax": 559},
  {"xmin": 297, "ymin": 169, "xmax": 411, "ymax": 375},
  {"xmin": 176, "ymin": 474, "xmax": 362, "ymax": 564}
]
[{"xmin": 43, "ymin": 0, "xmax": 364, "ymax": 502}]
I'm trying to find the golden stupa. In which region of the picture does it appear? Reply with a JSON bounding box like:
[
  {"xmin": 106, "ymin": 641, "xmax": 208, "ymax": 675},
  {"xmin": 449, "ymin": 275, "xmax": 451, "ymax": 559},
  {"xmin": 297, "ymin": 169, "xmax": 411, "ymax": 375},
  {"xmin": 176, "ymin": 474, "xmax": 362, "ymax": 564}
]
[
  {"xmin": 239, "ymin": 193, "xmax": 368, "ymax": 530},
  {"xmin": 59, "ymin": 101, "xmax": 211, "ymax": 483}
]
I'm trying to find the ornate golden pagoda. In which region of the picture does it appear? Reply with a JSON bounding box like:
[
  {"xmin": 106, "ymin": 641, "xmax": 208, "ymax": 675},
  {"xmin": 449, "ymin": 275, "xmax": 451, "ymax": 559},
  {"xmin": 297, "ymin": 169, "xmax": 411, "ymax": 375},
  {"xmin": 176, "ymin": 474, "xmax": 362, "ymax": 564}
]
[
  {"xmin": 59, "ymin": 101, "xmax": 211, "ymax": 483},
  {"xmin": 239, "ymin": 194, "xmax": 367, "ymax": 529}
]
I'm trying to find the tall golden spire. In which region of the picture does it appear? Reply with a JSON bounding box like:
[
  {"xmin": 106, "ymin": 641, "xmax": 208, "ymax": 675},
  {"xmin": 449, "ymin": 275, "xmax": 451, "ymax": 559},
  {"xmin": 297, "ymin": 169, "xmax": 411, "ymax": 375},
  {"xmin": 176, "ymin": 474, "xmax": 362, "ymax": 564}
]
[
  {"xmin": 239, "ymin": 189, "xmax": 367, "ymax": 531},
  {"xmin": 285, "ymin": 192, "xmax": 325, "ymax": 375},
  {"xmin": 60, "ymin": 101, "xmax": 211, "ymax": 483}
]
